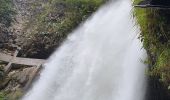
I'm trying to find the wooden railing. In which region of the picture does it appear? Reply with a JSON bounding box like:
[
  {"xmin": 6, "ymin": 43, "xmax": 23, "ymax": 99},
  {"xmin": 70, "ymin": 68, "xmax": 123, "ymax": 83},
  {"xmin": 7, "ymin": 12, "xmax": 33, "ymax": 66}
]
[
  {"xmin": 0, "ymin": 50, "xmax": 46, "ymax": 90},
  {"xmin": 0, "ymin": 52, "xmax": 46, "ymax": 72}
]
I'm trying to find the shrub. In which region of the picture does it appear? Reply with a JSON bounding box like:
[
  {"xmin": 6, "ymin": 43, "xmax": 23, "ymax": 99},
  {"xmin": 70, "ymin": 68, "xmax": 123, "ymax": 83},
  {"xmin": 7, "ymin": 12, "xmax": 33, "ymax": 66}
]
[
  {"xmin": 0, "ymin": 0, "xmax": 15, "ymax": 27},
  {"xmin": 21, "ymin": 0, "xmax": 106, "ymax": 59}
]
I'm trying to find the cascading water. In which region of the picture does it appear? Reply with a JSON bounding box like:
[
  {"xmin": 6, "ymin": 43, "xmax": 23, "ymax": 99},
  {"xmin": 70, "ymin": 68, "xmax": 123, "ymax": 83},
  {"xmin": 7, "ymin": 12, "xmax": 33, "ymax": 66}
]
[{"xmin": 23, "ymin": 0, "xmax": 147, "ymax": 100}]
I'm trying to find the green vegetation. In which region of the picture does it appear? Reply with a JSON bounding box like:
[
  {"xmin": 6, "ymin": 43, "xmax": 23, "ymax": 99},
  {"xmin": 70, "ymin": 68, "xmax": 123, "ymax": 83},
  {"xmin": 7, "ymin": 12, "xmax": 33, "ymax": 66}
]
[
  {"xmin": 6, "ymin": 89, "xmax": 23, "ymax": 100},
  {"xmin": 22, "ymin": 0, "xmax": 106, "ymax": 58},
  {"xmin": 0, "ymin": 90, "xmax": 22, "ymax": 100},
  {"xmin": 0, "ymin": 92, "xmax": 7, "ymax": 100},
  {"xmin": 134, "ymin": 0, "xmax": 170, "ymax": 90},
  {"xmin": 0, "ymin": 0, "xmax": 15, "ymax": 27}
]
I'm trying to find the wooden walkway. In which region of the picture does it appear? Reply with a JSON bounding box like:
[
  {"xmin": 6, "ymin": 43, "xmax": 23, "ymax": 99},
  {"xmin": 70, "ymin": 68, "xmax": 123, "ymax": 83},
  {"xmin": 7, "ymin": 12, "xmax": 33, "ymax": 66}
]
[
  {"xmin": 0, "ymin": 51, "xmax": 46, "ymax": 90},
  {"xmin": 0, "ymin": 53, "xmax": 46, "ymax": 72},
  {"xmin": 0, "ymin": 53, "xmax": 46, "ymax": 66}
]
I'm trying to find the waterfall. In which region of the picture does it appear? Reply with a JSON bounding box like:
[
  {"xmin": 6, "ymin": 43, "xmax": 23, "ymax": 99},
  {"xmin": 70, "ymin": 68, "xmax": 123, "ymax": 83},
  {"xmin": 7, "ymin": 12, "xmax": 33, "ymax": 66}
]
[{"xmin": 23, "ymin": 0, "xmax": 147, "ymax": 100}]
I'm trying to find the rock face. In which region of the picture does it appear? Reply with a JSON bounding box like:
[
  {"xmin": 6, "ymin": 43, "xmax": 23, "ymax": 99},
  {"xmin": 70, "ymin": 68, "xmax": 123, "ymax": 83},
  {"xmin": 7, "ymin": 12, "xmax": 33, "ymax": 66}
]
[
  {"xmin": 0, "ymin": 24, "xmax": 15, "ymax": 49},
  {"xmin": 0, "ymin": 25, "xmax": 8, "ymax": 44},
  {"xmin": 0, "ymin": 65, "xmax": 40, "ymax": 99},
  {"xmin": 151, "ymin": 0, "xmax": 170, "ymax": 5},
  {"xmin": 2, "ymin": 67, "xmax": 35, "ymax": 90},
  {"xmin": 0, "ymin": 1, "xmax": 45, "ymax": 98},
  {"xmin": 11, "ymin": 0, "xmax": 45, "ymax": 46}
]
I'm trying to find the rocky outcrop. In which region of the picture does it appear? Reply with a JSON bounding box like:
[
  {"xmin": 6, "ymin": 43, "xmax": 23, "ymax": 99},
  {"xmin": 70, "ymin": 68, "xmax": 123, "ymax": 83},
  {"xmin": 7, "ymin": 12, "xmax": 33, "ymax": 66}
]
[
  {"xmin": 7, "ymin": 67, "xmax": 37, "ymax": 88},
  {"xmin": 0, "ymin": 66, "xmax": 39, "ymax": 99}
]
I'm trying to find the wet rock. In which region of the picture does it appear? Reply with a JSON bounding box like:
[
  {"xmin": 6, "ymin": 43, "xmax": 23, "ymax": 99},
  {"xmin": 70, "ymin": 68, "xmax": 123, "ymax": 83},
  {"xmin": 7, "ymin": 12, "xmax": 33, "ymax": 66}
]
[
  {"xmin": 2, "ymin": 67, "xmax": 36, "ymax": 93},
  {"xmin": 0, "ymin": 44, "xmax": 3, "ymax": 48},
  {"xmin": 0, "ymin": 65, "xmax": 5, "ymax": 81},
  {"xmin": 7, "ymin": 88, "xmax": 23, "ymax": 100},
  {"xmin": 0, "ymin": 78, "xmax": 11, "ymax": 90},
  {"xmin": 0, "ymin": 71, "xmax": 4, "ymax": 80},
  {"xmin": 8, "ymin": 67, "xmax": 36, "ymax": 87}
]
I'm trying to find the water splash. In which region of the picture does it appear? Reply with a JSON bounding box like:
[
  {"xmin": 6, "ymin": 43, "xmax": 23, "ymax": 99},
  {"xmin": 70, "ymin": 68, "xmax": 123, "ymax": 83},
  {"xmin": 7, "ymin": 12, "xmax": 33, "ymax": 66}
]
[{"xmin": 23, "ymin": 0, "xmax": 147, "ymax": 100}]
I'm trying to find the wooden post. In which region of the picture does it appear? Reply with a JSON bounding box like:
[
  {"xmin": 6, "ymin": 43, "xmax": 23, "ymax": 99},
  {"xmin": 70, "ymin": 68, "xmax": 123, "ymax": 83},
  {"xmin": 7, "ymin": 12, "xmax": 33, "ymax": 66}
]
[{"xmin": 4, "ymin": 48, "xmax": 20, "ymax": 73}]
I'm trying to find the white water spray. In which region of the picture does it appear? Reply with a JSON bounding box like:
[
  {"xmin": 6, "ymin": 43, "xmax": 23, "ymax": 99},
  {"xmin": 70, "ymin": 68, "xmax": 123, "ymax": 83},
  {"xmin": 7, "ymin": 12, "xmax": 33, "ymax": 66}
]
[{"xmin": 23, "ymin": 0, "xmax": 147, "ymax": 100}]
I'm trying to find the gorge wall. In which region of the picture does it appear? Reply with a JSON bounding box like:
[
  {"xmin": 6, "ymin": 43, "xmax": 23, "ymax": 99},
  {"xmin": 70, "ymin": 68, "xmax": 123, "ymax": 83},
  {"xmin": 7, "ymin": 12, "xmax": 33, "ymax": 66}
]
[{"xmin": 134, "ymin": 0, "xmax": 170, "ymax": 99}]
